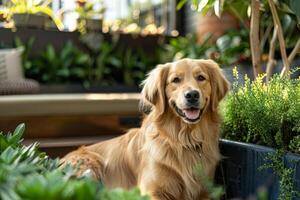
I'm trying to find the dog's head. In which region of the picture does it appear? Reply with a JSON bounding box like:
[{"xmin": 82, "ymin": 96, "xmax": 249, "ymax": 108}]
[{"xmin": 141, "ymin": 58, "xmax": 229, "ymax": 124}]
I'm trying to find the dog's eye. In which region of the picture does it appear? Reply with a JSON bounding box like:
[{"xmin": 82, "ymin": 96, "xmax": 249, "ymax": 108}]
[
  {"xmin": 172, "ymin": 77, "xmax": 181, "ymax": 83},
  {"xmin": 196, "ymin": 75, "xmax": 205, "ymax": 81}
]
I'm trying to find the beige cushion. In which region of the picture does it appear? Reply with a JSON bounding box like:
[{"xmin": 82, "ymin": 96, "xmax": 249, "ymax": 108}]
[
  {"xmin": 0, "ymin": 48, "xmax": 24, "ymax": 81},
  {"xmin": 0, "ymin": 79, "xmax": 40, "ymax": 95}
]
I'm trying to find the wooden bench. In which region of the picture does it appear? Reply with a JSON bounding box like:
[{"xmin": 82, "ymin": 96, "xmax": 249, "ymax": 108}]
[{"xmin": 0, "ymin": 93, "xmax": 141, "ymax": 157}]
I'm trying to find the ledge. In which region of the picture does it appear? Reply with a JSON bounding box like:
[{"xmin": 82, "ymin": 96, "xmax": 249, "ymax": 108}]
[{"xmin": 0, "ymin": 93, "xmax": 141, "ymax": 117}]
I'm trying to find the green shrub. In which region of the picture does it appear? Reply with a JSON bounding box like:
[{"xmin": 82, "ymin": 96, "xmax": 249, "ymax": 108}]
[
  {"xmin": 221, "ymin": 69, "xmax": 300, "ymax": 152},
  {"xmin": 289, "ymin": 136, "xmax": 300, "ymax": 154},
  {"xmin": 15, "ymin": 38, "xmax": 159, "ymax": 87},
  {"xmin": 0, "ymin": 124, "xmax": 149, "ymax": 200},
  {"xmin": 259, "ymin": 150, "xmax": 300, "ymax": 200},
  {"xmin": 161, "ymin": 29, "xmax": 250, "ymax": 65}
]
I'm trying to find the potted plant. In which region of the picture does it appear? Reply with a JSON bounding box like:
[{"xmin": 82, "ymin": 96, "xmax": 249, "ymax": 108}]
[
  {"xmin": 0, "ymin": 0, "xmax": 63, "ymax": 30},
  {"xmin": 215, "ymin": 70, "xmax": 300, "ymax": 199},
  {"xmin": 76, "ymin": 0, "xmax": 105, "ymax": 33},
  {"xmin": 178, "ymin": 0, "xmax": 300, "ymax": 80},
  {"xmin": 177, "ymin": 0, "xmax": 249, "ymax": 43}
]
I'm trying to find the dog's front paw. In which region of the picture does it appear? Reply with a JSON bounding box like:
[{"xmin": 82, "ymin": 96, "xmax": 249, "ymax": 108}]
[
  {"xmin": 81, "ymin": 169, "xmax": 97, "ymax": 179},
  {"xmin": 61, "ymin": 147, "xmax": 104, "ymax": 180}
]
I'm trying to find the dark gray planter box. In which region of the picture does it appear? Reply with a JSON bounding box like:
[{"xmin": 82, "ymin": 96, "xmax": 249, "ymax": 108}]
[
  {"xmin": 13, "ymin": 14, "xmax": 46, "ymax": 29},
  {"xmin": 77, "ymin": 18, "xmax": 103, "ymax": 32},
  {"xmin": 216, "ymin": 140, "xmax": 300, "ymax": 200}
]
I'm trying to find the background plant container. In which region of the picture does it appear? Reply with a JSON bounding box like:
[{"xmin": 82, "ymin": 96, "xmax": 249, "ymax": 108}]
[
  {"xmin": 216, "ymin": 140, "xmax": 300, "ymax": 199},
  {"xmin": 86, "ymin": 18, "xmax": 102, "ymax": 31},
  {"xmin": 45, "ymin": 17, "xmax": 59, "ymax": 31},
  {"xmin": 78, "ymin": 18, "xmax": 102, "ymax": 32},
  {"xmin": 13, "ymin": 13, "xmax": 46, "ymax": 29},
  {"xmin": 197, "ymin": 11, "xmax": 239, "ymax": 43}
]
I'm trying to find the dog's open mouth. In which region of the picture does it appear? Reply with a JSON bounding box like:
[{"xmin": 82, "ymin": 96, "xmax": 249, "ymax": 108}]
[{"xmin": 172, "ymin": 102, "xmax": 203, "ymax": 123}]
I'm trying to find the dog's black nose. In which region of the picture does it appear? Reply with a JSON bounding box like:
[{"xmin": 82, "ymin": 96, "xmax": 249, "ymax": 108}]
[{"xmin": 184, "ymin": 90, "xmax": 199, "ymax": 104}]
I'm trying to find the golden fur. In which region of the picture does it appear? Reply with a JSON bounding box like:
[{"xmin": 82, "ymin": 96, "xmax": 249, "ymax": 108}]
[{"xmin": 62, "ymin": 58, "xmax": 229, "ymax": 200}]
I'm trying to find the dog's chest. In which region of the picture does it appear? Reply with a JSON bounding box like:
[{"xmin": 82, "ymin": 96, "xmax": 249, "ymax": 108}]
[
  {"xmin": 179, "ymin": 149, "xmax": 204, "ymax": 198},
  {"xmin": 157, "ymin": 144, "xmax": 204, "ymax": 198}
]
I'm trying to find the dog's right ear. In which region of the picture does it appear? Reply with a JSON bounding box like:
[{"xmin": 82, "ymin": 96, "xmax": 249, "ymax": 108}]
[{"xmin": 140, "ymin": 64, "xmax": 170, "ymax": 117}]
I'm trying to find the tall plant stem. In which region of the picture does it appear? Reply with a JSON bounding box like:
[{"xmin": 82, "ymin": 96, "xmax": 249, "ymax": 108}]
[
  {"xmin": 288, "ymin": 38, "xmax": 300, "ymax": 64},
  {"xmin": 250, "ymin": 0, "xmax": 262, "ymax": 78},
  {"xmin": 266, "ymin": 26, "xmax": 277, "ymax": 83},
  {"xmin": 267, "ymin": 0, "xmax": 289, "ymax": 78}
]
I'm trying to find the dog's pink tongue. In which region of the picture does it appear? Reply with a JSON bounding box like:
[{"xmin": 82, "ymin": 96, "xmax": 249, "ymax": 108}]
[{"xmin": 183, "ymin": 109, "xmax": 200, "ymax": 120}]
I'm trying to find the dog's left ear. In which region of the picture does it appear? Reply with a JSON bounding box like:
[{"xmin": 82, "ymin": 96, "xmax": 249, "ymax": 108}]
[
  {"xmin": 140, "ymin": 64, "xmax": 170, "ymax": 118},
  {"xmin": 204, "ymin": 60, "xmax": 230, "ymax": 112}
]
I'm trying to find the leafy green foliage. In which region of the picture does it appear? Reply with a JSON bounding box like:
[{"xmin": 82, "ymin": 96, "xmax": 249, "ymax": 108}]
[
  {"xmin": 161, "ymin": 33, "xmax": 211, "ymax": 63},
  {"xmin": 221, "ymin": 69, "xmax": 300, "ymax": 153},
  {"xmin": 0, "ymin": 124, "xmax": 149, "ymax": 200},
  {"xmin": 259, "ymin": 150, "xmax": 300, "ymax": 200},
  {"xmin": 24, "ymin": 41, "xmax": 93, "ymax": 85},
  {"xmin": 289, "ymin": 135, "xmax": 300, "ymax": 154},
  {"xmin": 176, "ymin": 0, "xmax": 249, "ymax": 23},
  {"xmin": 0, "ymin": 123, "xmax": 24, "ymax": 151},
  {"xmin": 17, "ymin": 38, "xmax": 158, "ymax": 87},
  {"xmin": 194, "ymin": 164, "xmax": 224, "ymax": 200},
  {"xmin": 162, "ymin": 29, "xmax": 250, "ymax": 66},
  {"xmin": 0, "ymin": 0, "xmax": 64, "ymax": 30}
]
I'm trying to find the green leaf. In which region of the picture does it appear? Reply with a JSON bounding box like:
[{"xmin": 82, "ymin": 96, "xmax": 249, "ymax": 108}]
[
  {"xmin": 214, "ymin": 0, "xmax": 225, "ymax": 17},
  {"xmin": 176, "ymin": 0, "xmax": 188, "ymax": 10},
  {"xmin": 197, "ymin": 0, "xmax": 209, "ymax": 13},
  {"xmin": 11, "ymin": 123, "xmax": 25, "ymax": 144},
  {"xmin": 288, "ymin": 0, "xmax": 300, "ymax": 23},
  {"xmin": 45, "ymin": 45, "xmax": 56, "ymax": 63}
]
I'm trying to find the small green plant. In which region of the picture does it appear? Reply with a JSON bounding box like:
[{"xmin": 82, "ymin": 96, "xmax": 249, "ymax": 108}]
[
  {"xmin": 14, "ymin": 37, "xmax": 35, "ymax": 73},
  {"xmin": 161, "ymin": 29, "xmax": 250, "ymax": 66},
  {"xmin": 221, "ymin": 68, "xmax": 300, "ymax": 152},
  {"xmin": 16, "ymin": 37, "xmax": 160, "ymax": 87},
  {"xmin": 22, "ymin": 41, "xmax": 93, "ymax": 85},
  {"xmin": 0, "ymin": 0, "xmax": 63, "ymax": 30},
  {"xmin": 194, "ymin": 164, "xmax": 224, "ymax": 200},
  {"xmin": 259, "ymin": 150, "xmax": 300, "ymax": 200},
  {"xmin": 161, "ymin": 33, "xmax": 211, "ymax": 63},
  {"xmin": 75, "ymin": 0, "xmax": 105, "ymax": 33},
  {"xmin": 0, "ymin": 124, "xmax": 149, "ymax": 200},
  {"xmin": 289, "ymin": 136, "xmax": 300, "ymax": 154},
  {"xmin": 75, "ymin": 0, "xmax": 105, "ymax": 19}
]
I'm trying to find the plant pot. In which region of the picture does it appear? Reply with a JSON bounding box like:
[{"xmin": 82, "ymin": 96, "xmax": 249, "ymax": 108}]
[
  {"xmin": 197, "ymin": 11, "xmax": 239, "ymax": 43},
  {"xmin": 86, "ymin": 18, "xmax": 102, "ymax": 31},
  {"xmin": 215, "ymin": 139, "xmax": 300, "ymax": 199},
  {"xmin": 78, "ymin": 18, "xmax": 102, "ymax": 32},
  {"xmin": 13, "ymin": 13, "xmax": 46, "ymax": 29},
  {"xmin": 45, "ymin": 17, "xmax": 59, "ymax": 31}
]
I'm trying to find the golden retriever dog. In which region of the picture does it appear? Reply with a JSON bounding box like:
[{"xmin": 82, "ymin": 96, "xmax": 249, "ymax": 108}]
[{"xmin": 62, "ymin": 58, "xmax": 229, "ymax": 200}]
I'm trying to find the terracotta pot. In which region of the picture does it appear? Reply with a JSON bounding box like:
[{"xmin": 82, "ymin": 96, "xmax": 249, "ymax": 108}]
[{"xmin": 197, "ymin": 11, "xmax": 239, "ymax": 43}]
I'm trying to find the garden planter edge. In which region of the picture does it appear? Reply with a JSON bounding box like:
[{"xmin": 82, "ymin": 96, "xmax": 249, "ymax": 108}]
[{"xmin": 216, "ymin": 139, "xmax": 300, "ymax": 200}]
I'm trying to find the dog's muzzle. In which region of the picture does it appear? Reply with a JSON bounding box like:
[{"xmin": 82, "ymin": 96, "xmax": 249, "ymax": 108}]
[{"xmin": 172, "ymin": 102, "xmax": 204, "ymax": 123}]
